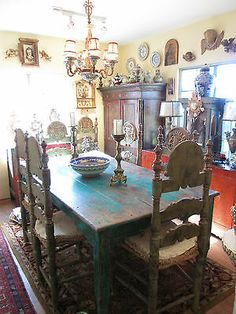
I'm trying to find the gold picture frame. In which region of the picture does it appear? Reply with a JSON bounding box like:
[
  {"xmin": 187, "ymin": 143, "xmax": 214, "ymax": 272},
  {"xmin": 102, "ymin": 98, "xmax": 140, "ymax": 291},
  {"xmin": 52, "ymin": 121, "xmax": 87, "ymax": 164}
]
[
  {"xmin": 18, "ymin": 38, "xmax": 39, "ymax": 66},
  {"xmin": 76, "ymin": 81, "xmax": 96, "ymax": 109}
]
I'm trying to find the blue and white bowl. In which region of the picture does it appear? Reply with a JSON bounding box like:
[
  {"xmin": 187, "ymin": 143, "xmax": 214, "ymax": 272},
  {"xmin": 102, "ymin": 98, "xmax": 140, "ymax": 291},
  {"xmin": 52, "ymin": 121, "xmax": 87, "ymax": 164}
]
[{"xmin": 70, "ymin": 156, "xmax": 110, "ymax": 177}]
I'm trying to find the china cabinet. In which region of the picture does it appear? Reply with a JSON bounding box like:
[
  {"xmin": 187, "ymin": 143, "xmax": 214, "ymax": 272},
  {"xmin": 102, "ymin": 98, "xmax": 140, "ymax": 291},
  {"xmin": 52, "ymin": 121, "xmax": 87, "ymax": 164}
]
[
  {"xmin": 98, "ymin": 83, "xmax": 166, "ymax": 163},
  {"xmin": 180, "ymin": 97, "xmax": 225, "ymax": 154}
]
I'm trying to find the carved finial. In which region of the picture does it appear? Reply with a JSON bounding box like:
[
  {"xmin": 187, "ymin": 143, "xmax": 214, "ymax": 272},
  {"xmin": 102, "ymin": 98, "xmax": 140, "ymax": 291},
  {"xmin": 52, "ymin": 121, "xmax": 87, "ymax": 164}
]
[
  {"xmin": 192, "ymin": 130, "xmax": 199, "ymax": 142},
  {"xmin": 157, "ymin": 125, "xmax": 164, "ymax": 149},
  {"xmin": 204, "ymin": 139, "xmax": 213, "ymax": 170},
  {"xmin": 41, "ymin": 140, "xmax": 49, "ymax": 169},
  {"xmin": 152, "ymin": 144, "xmax": 162, "ymax": 181}
]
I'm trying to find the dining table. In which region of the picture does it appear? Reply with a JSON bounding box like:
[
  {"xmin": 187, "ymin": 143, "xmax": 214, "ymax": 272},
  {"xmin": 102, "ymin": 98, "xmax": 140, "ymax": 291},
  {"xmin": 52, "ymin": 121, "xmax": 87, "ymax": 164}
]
[{"xmin": 49, "ymin": 154, "xmax": 219, "ymax": 314}]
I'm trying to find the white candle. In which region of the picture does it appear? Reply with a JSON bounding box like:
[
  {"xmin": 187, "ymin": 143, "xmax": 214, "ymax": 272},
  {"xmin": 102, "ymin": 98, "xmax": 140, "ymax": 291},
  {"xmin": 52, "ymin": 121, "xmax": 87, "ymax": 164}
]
[
  {"xmin": 113, "ymin": 119, "xmax": 123, "ymax": 135},
  {"xmin": 70, "ymin": 112, "xmax": 75, "ymax": 126}
]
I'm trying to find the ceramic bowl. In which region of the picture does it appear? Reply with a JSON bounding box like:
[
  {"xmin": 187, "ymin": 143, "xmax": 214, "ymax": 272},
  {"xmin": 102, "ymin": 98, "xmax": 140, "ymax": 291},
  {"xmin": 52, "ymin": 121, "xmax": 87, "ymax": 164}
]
[{"xmin": 70, "ymin": 156, "xmax": 110, "ymax": 177}]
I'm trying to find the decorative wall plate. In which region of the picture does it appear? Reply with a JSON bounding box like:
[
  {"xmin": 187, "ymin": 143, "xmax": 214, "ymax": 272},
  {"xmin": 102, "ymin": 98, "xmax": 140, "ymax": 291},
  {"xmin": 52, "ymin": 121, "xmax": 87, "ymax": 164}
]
[
  {"xmin": 126, "ymin": 58, "xmax": 136, "ymax": 72},
  {"xmin": 137, "ymin": 42, "xmax": 149, "ymax": 61},
  {"xmin": 150, "ymin": 51, "xmax": 161, "ymax": 68}
]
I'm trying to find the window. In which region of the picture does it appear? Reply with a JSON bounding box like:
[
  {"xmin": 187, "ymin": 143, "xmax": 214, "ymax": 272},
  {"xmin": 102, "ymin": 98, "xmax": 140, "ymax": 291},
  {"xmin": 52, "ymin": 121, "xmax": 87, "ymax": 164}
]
[
  {"xmin": 179, "ymin": 63, "xmax": 236, "ymax": 155},
  {"xmin": 0, "ymin": 70, "xmax": 75, "ymax": 150}
]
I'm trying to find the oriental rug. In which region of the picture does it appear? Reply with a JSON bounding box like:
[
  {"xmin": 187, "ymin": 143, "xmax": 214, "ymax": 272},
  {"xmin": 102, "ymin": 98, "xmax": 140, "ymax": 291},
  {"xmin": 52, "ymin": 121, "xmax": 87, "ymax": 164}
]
[
  {"xmin": 2, "ymin": 222, "xmax": 236, "ymax": 314},
  {"xmin": 0, "ymin": 228, "xmax": 36, "ymax": 314}
]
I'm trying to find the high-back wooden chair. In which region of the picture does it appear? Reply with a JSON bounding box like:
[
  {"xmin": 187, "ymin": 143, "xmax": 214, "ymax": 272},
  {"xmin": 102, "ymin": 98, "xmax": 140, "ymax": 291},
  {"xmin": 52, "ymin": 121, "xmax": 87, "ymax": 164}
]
[
  {"xmin": 121, "ymin": 122, "xmax": 143, "ymax": 165},
  {"xmin": 14, "ymin": 128, "xmax": 30, "ymax": 243},
  {"xmin": 76, "ymin": 116, "xmax": 98, "ymax": 153},
  {"xmin": 118, "ymin": 139, "xmax": 213, "ymax": 313},
  {"xmin": 27, "ymin": 136, "xmax": 88, "ymax": 313},
  {"xmin": 43, "ymin": 119, "xmax": 71, "ymax": 156}
]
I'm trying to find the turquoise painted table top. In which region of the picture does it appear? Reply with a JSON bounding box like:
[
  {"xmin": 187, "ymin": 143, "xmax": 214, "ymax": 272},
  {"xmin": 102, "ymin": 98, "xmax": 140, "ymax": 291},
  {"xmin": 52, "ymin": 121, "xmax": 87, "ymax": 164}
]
[{"xmin": 50, "ymin": 157, "xmax": 215, "ymax": 232}]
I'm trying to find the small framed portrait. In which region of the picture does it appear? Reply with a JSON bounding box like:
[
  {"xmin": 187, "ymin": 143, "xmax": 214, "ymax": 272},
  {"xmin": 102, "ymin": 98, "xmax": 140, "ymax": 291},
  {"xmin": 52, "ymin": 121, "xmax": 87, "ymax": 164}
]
[
  {"xmin": 164, "ymin": 39, "xmax": 179, "ymax": 66},
  {"xmin": 18, "ymin": 38, "xmax": 39, "ymax": 66},
  {"xmin": 76, "ymin": 81, "xmax": 96, "ymax": 109}
]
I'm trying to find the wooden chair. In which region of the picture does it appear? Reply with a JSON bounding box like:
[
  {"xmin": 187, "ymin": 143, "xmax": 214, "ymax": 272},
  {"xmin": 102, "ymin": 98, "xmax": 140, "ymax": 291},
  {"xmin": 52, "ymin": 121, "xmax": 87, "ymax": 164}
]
[
  {"xmin": 121, "ymin": 122, "xmax": 143, "ymax": 165},
  {"xmin": 43, "ymin": 111, "xmax": 71, "ymax": 156},
  {"xmin": 76, "ymin": 116, "xmax": 98, "ymax": 153},
  {"xmin": 26, "ymin": 136, "xmax": 90, "ymax": 313},
  {"xmin": 116, "ymin": 139, "xmax": 213, "ymax": 313},
  {"xmin": 14, "ymin": 128, "xmax": 30, "ymax": 243}
]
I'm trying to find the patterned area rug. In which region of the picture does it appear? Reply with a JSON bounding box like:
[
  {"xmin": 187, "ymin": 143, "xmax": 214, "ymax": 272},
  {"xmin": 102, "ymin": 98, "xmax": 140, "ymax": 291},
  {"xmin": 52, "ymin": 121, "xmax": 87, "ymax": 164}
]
[
  {"xmin": 0, "ymin": 228, "xmax": 36, "ymax": 314},
  {"xmin": 1, "ymin": 222, "xmax": 236, "ymax": 314}
]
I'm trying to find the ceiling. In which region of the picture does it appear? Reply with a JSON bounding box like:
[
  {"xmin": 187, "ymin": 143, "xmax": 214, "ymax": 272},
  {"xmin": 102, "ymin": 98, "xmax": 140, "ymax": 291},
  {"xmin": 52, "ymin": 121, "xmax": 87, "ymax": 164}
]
[{"xmin": 0, "ymin": 0, "xmax": 236, "ymax": 44}]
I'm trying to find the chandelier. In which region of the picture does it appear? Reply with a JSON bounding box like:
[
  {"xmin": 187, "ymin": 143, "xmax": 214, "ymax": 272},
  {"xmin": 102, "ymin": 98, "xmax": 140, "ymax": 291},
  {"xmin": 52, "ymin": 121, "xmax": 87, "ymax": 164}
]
[{"xmin": 64, "ymin": 0, "xmax": 118, "ymax": 83}]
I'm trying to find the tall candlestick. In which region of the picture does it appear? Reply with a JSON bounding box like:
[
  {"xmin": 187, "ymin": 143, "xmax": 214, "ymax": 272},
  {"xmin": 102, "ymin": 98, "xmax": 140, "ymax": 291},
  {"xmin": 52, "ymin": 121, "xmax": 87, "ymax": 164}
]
[
  {"xmin": 113, "ymin": 119, "xmax": 123, "ymax": 135},
  {"xmin": 70, "ymin": 112, "xmax": 76, "ymax": 126},
  {"xmin": 110, "ymin": 133, "xmax": 127, "ymax": 186}
]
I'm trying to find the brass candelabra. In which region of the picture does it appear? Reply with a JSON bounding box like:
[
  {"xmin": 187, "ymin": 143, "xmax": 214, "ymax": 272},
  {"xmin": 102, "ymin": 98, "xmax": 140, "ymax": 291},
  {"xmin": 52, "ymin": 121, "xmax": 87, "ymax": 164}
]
[
  {"xmin": 110, "ymin": 134, "xmax": 127, "ymax": 186},
  {"xmin": 70, "ymin": 125, "xmax": 79, "ymax": 159}
]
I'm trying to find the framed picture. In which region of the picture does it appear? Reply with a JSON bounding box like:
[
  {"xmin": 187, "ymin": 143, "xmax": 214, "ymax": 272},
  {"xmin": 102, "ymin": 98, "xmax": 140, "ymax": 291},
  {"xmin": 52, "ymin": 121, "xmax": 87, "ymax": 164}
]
[
  {"xmin": 167, "ymin": 78, "xmax": 175, "ymax": 95},
  {"xmin": 76, "ymin": 81, "xmax": 96, "ymax": 109},
  {"xmin": 164, "ymin": 39, "xmax": 179, "ymax": 66},
  {"xmin": 18, "ymin": 38, "xmax": 39, "ymax": 66}
]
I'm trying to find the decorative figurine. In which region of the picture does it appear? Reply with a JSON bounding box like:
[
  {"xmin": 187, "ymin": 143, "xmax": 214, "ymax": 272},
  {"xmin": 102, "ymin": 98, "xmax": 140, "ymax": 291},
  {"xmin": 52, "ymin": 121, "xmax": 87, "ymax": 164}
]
[
  {"xmin": 153, "ymin": 69, "xmax": 164, "ymax": 83},
  {"xmin": 182, "ymin": 51, "xmax": 196, "ymax": 62}
]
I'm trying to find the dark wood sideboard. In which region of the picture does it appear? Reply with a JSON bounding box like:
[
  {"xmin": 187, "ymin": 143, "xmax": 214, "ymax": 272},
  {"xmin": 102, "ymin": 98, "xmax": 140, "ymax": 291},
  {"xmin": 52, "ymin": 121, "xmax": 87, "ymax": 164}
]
[
  {"xmin": 98, "ymin": 83, "xmax": 166, "ymax": 163},
  {"xmin": 142, "ymin": 149, "xmax": 236, "ymax": 229}
]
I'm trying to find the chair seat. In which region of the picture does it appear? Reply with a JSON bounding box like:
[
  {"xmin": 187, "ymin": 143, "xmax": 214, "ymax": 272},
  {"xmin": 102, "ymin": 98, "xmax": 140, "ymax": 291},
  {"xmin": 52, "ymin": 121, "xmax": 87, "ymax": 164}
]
[
  {"xmin": 35, "ymin": 211, "xmax": 84, "ymax": 246},
  {"xmin": 123, "ymin": 221, "xmax": 198, "ymax": 269}
]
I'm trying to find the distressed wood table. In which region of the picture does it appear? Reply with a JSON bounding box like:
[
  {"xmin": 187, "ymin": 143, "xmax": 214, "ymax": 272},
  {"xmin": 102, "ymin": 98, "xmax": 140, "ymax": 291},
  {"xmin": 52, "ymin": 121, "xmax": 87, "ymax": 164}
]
[{"xmin": 49, "ymin": 157, "xmax": 218, "ymax": 314}]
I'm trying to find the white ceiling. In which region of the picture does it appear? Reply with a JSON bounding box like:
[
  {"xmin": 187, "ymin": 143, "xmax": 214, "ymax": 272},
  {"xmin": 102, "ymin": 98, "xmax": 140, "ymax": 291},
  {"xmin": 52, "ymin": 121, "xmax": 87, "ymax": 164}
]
[{"xmin": 0, "ymin": 0, "xmax": 236, "ymax": 44}]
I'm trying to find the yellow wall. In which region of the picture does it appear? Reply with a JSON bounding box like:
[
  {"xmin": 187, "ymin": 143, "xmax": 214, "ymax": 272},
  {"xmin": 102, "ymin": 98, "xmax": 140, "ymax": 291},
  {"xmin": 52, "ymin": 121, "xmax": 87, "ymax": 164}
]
[{"xmin": 118, "ymin": 10, "xmax": 236, "ymax": 100}]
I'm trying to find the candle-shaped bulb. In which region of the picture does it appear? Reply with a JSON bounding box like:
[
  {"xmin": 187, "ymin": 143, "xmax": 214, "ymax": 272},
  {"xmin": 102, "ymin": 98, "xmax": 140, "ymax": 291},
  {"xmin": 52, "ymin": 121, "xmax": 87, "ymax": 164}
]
[
  {"xmin": 70, "ymin": 112, "xmax": 75, "ymax": 126},
  {"xmin": 113, "ymin": 119, "xmax": 123, "ymax": 135}
]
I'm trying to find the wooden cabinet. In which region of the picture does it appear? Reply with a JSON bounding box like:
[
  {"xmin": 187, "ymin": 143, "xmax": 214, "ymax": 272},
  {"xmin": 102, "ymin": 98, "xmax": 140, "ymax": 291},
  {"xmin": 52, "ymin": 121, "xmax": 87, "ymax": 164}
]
[
  {"xmin": 141, "ymin": 149, "xmax": 236, "ymax": 229},
  {"xmin": 98, "ymin": 83, "xmax": 166, "ymax": 161}
]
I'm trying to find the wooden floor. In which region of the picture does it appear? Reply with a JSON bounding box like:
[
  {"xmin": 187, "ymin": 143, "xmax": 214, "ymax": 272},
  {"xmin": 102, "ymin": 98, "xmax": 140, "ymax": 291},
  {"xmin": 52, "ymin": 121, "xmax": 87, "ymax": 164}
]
[{"xmin": 0, "ymin": 198, "xmax": 235, "ymax": 314}]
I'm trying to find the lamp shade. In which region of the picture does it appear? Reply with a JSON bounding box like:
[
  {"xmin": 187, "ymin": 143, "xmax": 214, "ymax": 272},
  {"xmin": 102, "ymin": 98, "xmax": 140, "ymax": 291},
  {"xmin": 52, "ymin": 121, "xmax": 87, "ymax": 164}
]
[
  {"xmin": 64, "ymin": 40, "xmax": 77, "ymax": 58},
  {"xmin": 88, "ymin": 38, "xmax": 101, "ymax": 58},
  {"xmin": 223, "ymin": 101, "xmax": 236, "ymax": 121},
  {"xmin": 159, "ymin": 101, "xmax": 183, "ymax": 117}
]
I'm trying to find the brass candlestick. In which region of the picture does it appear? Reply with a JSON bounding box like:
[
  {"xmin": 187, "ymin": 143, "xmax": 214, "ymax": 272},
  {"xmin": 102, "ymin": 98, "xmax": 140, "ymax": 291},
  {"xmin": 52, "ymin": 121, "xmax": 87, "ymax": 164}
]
[
  {"xmin": 110, "ymin": 133, "xmax": 127, "ymax": 186},
  {"xmin": 70, "ymin": 125, "xmax": 79, "ymax": 159}
]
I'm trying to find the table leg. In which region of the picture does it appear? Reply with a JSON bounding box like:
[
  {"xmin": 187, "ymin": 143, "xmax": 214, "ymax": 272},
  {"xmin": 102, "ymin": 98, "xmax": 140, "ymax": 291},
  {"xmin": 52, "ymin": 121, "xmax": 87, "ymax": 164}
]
[{"xmin": 93, "ymin": 234, "xmax": 111, "ymax": 314}]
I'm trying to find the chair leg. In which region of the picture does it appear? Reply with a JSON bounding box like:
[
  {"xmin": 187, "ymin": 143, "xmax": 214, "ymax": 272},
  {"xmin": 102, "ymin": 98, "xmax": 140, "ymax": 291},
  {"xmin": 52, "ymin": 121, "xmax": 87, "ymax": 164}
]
[
  {"xmin": 148, "ymin": 259, "xmax": 159, "ymax": 314},
  {"xmin": 192, "ymin": 255, "xmax": 207, "ymax": 313},
  {"xmin": 32, "ymin": 234, "xmax": 44, "ymax": 285},
  {"xmin": 20, "ymin": 204, "xmax": 29, "ymax": 243},
  {"xmin": 47, "ymin": 225, "xmax": 59, "ymax": 313}
]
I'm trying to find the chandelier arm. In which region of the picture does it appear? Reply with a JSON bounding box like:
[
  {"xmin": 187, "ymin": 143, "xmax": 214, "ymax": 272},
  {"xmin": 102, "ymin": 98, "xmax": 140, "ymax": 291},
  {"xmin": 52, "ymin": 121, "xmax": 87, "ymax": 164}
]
[
  {"xmin": 65, "ymin": 60, "xmax": 83, "ymax": 77},
  {"xmin": 98, "ymin": 63, "xmax": 116, "ymax": 78}
]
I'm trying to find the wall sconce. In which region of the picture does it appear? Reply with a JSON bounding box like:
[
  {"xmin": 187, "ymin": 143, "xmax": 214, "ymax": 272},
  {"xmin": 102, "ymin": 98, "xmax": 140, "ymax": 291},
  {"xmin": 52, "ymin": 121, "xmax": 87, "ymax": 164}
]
[{"xmin": 160, "ymin": 101, "xmax": 183, "ymax": 134}]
